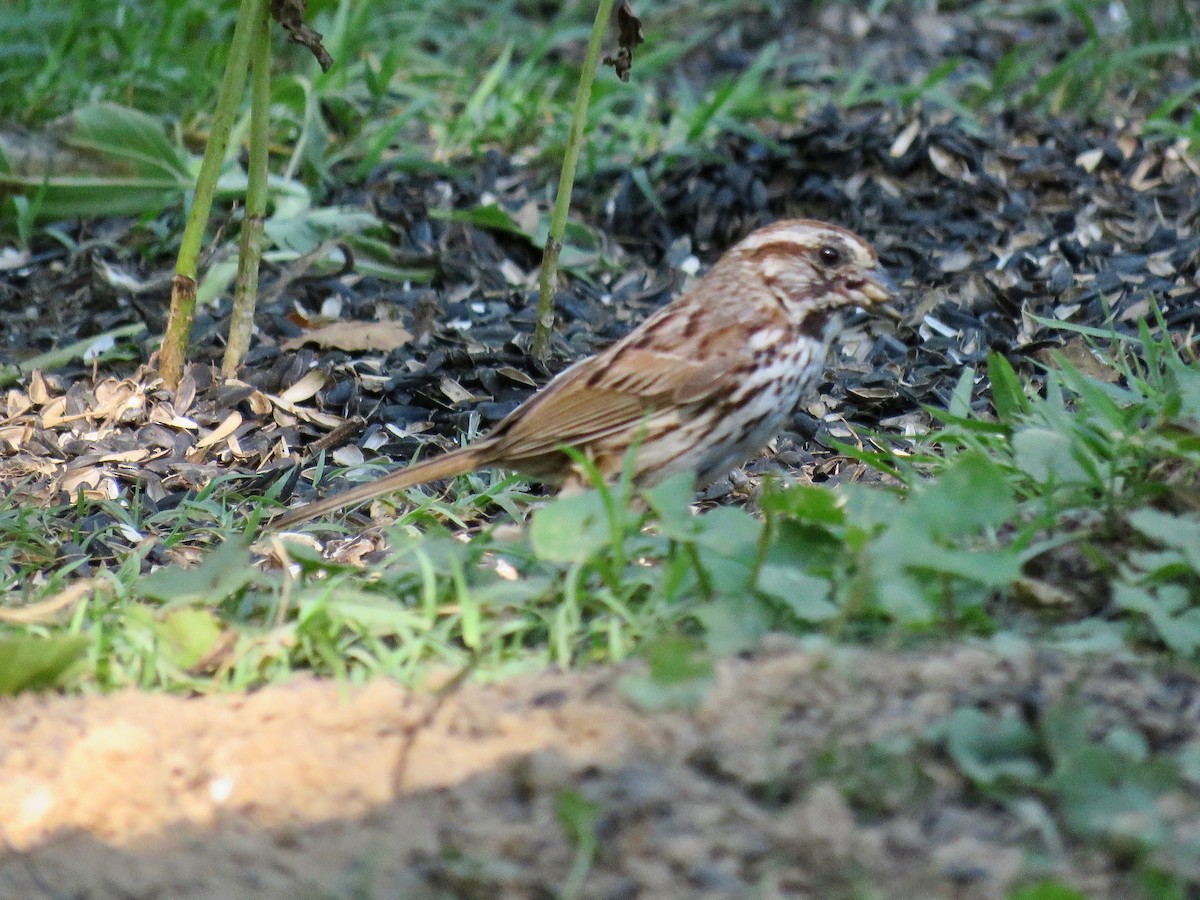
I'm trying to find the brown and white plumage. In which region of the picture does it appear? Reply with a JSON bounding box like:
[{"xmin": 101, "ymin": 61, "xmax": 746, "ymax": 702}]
[{"xmin": 270, "ymin": 219, "xmax": 899, "ymax": 529}]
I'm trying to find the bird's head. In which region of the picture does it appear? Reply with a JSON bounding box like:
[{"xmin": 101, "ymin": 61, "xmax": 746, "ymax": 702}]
[{"xmin": 721, "ymin": 219, "xmax": 901, "ymax": 334}]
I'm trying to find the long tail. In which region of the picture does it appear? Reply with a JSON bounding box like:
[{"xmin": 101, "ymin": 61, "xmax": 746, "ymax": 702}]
[{"xmin": 268, "ymin": 445, "xmax": 487, "ymax": 530}]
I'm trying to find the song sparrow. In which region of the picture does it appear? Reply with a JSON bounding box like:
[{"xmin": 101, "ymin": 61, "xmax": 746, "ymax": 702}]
[{"xmin": 271, "ymin": 219, "xmax": 900, "ymax": 529}]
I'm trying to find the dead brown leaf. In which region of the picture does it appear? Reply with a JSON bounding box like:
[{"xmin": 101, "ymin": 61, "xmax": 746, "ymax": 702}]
[
  {"xmin": 270, "ymin": 0, "xmax": 334, "ymax": 72},
  {"xmin": 281, "ymin": 320, "xmax": 413, "ymax": 354},
  {"xmin": 602, "ymin": 0, "xmax": 644, "ymax": 82}
]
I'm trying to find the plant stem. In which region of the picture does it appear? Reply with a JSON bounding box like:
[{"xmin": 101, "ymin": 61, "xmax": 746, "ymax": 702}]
[
  {"xmin": 159, "ymin": 0, "xmax": 266, "ymax": 388},
  {"xmin": 530, "ymin": 0, "xmax": 617, "ymax": 362},
  {"xmin": 223, "ymin": 1, "xmax": 272, "ymax": 378}
]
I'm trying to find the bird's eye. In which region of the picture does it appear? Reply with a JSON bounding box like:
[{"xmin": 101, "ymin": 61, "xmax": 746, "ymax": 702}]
[{"xmin": 818, "ymin": 245, "xmax": 842, "ymax": 266}]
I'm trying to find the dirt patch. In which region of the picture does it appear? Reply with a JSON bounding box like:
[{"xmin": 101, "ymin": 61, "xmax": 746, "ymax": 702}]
[{"xmin": 2, "ymin": 641, "xmax": 1196, "ymax": 898}]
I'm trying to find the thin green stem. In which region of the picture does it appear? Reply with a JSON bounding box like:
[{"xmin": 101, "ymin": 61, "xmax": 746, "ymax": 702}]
[
  {"xmin": 530, "ymin": 0, "xmax": 617, "ymax": 361},
  {"xmin": 223, "ymin": 2, "xmax": 272, "ymax": 378},
  {"xmin": 160, "ymin": 0, "xmax": 266, "ymax": 387}
]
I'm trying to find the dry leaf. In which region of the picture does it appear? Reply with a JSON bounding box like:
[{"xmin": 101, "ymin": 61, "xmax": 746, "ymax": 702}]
[
  {"xmin": 270, "ymin": 0, "xmax": 334, "ymax": 71},
  {"xmin": 439, "ymin": 377, "xmax": 482, "ymax": 405},
  {"xmin": 278, "ymin": 368, "xmax": 328, "ymax": 405},
  {"xmin": 28, "ymin": 371, "xmax": 51, "ymax": 404},
  {"xmin": 497, "ymin": 366, "xmax": 537, "ymax": 387},
  {"xmin": 98, "ymin": 449, "xmax": 150, "ymax": 463},
  {"xmin": 602, "ymin": 0, "xmax": 644, "ymax": 82},
  {"xmin": 889, "ymin": 120, "xmax": 921, "ymax": 158},
  {"xmin": 196, "ymin": 411, "xmax": 243, "ymax": 449},
  {"xmin": 282, "ymin": 320, "xmax": 413, "ymax": 353},
  {"xmin": 0, "ymin": 578, "xmax": 96, "ymax": 624},
  {"xmin": 1075, "ymin": 148, "xmax": 1104, "ymax": 172},
  {"xmin": 174, "ymin": 374, "xmax": 197, "ymax": 415},
  {"xmin": 6, "ymin": 390, "xmax": 31, "ymax": 420}
]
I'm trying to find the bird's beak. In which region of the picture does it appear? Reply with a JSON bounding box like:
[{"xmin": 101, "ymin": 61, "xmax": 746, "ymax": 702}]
[{"xmin": 857, "ymin": 265, "xmax": 903, "ymax": 322}]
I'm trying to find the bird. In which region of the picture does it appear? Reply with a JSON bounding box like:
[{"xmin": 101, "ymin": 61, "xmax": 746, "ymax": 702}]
[{"xmin": 270, "ymin": 218, "xmax": 900, "ymax": 529}]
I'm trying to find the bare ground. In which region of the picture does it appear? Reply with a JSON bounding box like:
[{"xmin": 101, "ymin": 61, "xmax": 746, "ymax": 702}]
[{"xmin": 2, "ymin": 640, "xmax": 1198, "ymax": 899}]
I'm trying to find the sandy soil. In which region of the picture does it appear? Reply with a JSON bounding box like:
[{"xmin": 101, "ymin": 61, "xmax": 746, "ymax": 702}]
[{"xmin": 1, "ymin": 641, "xmax": 1197, "ymax": 899}]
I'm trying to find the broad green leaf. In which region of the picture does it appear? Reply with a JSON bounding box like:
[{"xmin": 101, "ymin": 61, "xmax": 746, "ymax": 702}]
[
  {"xmin": 155, "ymin": 608, "xmax": 223, "ymax": 669},
  {"xmin": 529, "ymin": 489, "xmax": 611, "ymax": 563},
  {"xmin": 618, "ymin": 636, "xmax": 715, "ymax": 710},
  {"xmin": 1178, "ymin": 742, "xmax": 1200, "ymax": 785},
  {"xmin": 0, "ymin": 635, "xmax": 89, "ymax": 695},
  {"xmin": 761, "ymin": 482, "xmax": 845, "ymax": 525},
  {"xmin": 1053, "ymin": 751, "xmax": 1168, "ymax": 845},
  {"xmin": 1165, "ymin": 352, "xmax": 1200, "ymax": 421},
  {"xmin": 138, "ymin": 539, "xmax": 257, "ymax": 605},
  {"xmin": 767, "ymin": 520, "xmax": 845, "ymax": 572},
  {"xmin": 756, "ymin": 564, "xmax": 836, "ymax": 621},
  {"xmin": 948, "ymin": 366, "xmax": 976, "ymax": 418},
  {"xmin": 875, "ymin": 575, "xmax": 936, "ymax": 623},
  {"xmin": 987, "ymin": 352, "xmax": 1029, "ymax": 421},
  {"xmin": 264, "ymin": 206, "xmax": 382, "ymax": 254},
  {"xmin": 314, "ymin": 589, "xmax": 431, "ymax": 634},
  {"xmin": 430, "ymin": 203, "xmax": 532, "ymax": 240},
  {"xmin": 940, "ymin": 706, "xmax": 1042, "ymax": 786},
  {"xmin": 909, "ymin": 451, "xmax": 1016, "ymax": 536},
  {"xmin": 0, "ymin": 103, "xmax": 193, "ymax": 219},
  {"xmin": 694, "ymin": 595, "xmax": 770, "ymax": 655},
  {"xmin": 841, "ymin": 482, "xmax": 902, "ymax": 531},
  {"xmin": 689, "ymin": 507, "xmax": 762, "ymax": 594},
  {"xmin": 699, "ymin": 555, "xmax": 755, "ymax": 596},
  {"xmin": 910, "ymin": 544, "xmax": 1022, "ymax": 587},
  {"xmin": 641, "ymin": 471, "xmax": 699, "ymax": 541},
  {"xmin": 1128, "ymin": 508, "xmax": 1200, "ymax": 572},
  {"xmin": 58, "ymin": 104, "xmax": 190, "ymax": 181},
  {"xmin": 692, "ymin": 506, "xmax": 763, "ymax": 553},
  {"xmin": 1114, "ymin": 582, "xmax": 1200, "ymax": 655},
  {"xmin": 1012, "ymin": 427, "xmax": 1090, "ymax": 484}
]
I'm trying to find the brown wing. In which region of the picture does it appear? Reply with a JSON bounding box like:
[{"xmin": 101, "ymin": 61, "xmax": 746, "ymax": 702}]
[{"xmin": 487, "ymin": 337, "xmax": 746, "ymax": 465}]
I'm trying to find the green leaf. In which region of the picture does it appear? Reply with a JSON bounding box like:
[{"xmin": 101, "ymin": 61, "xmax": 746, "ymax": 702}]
[
  {"xmin": 911, "ymin": 543, "xmax": 1022, "ymax": 587},
  {"xmin": 0, "ymin": 635, "xmax": 89, "ymax": 695},
  {"xmin": 138, "ymin": 539, "xmax": 257, "ymax": 605},
  {"xmin": 60, "ymin": 104, "xmax": 190, "ymax": 181},
  {"xmin": 264, "ymin": 206, "xmax": 382, "ymax": 254},
  {"xmin": 430, "ymin": 202, "xmax": 534, "ymax": 241},
  {"xmin": 1012, "ymin": 427, "xmax": 1091, "ymax": 484},
  {"xmin": 1043, "ymin": 702, "xmax": 1172, "ymax": 846},
  {"xmin": 940, "ymin": 706, "xmax": 1042, "ymax": 786},
  {"xmin": 756, "ymin": 564, "xmax": 837, "ymax": 621},
  {"xmin": 761, "ymin": 482, "xmax": 846, "ymax": 525},
  {"xmin": 1128, "ymin": 508, "xmax": 1200, "ymax": 572},
  {"xmin": 695, "ymin": 595, "xmax": 771, "ymax": 655},
  {"xmin": 641, "ymin": 471, "xmax": 699, "ymax": 541},
  {"xmin": 987, "ymin": 352, "xmax": 1029, "ymax": 421},
  {"xmin": 155, "ymin": 608, "xmax": 223, "ymax": 669},
  {"xmin": 692, "ymin": 506, "xmax": 763, "ymax": 552},
  {"xmin": 841, "ymin": 482, "xmax": 902, "ymax": 531},
  {"xmin": 948, "ymin": 366, "xmax": 976, "ymax": 418},
  {"xmin": 1114, "ymin": 582, "xmax": 1200, "ymax": 655},
  {"xmin": 875, "ymin": 574, "xmax": 935, "ymax": 623},
  {"xmin": 1178, "ymin": 742, "xmax": 1200, "ymax": 785},
  {"xmin": 463, "ymin": 42, "xmax": 513, "ymax": 121},
  {"xmin": 0, "ymin": 103, "xmax": 194, "ymax": 219},
  {"xmin": 618, "ymin": 635, "xmax": 715, "ymax": 711},
  {"xmin": 529, "ymin": 489, "xmax": 611, "ymax": 563},
  {"xmin": 1009, "ymin": 880, "xmax": 1089, "ymax": 900},
  {"xmin": 909, "ymin": 451, "xmax": 1016, "ymax": 536},
  {"xmin": 314, "ymin": 589, "xmax": 430, "ymax": 634},
  {"xmin": 556, "ymin": 790, "xmax": 601, "ymax": 852}
]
